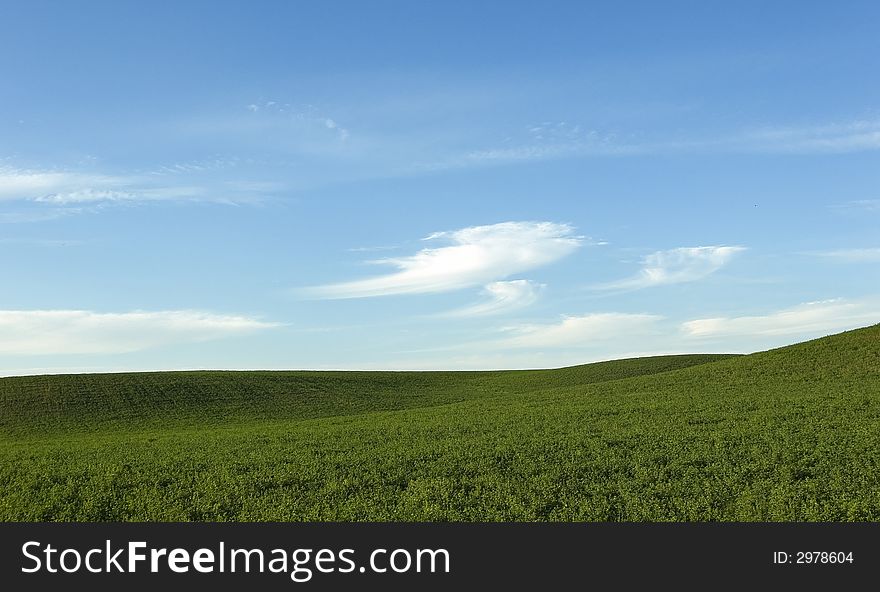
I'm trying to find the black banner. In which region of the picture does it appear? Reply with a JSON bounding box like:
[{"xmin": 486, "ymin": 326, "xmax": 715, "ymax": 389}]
[{"xmin": 1, "ymin": 523, "xmax": 876, "ymax": 590}]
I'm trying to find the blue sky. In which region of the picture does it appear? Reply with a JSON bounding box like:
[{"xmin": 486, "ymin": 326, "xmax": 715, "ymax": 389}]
[{"xmin": 2, "ymin": 1, "xmax": 879, "ymax": 375}]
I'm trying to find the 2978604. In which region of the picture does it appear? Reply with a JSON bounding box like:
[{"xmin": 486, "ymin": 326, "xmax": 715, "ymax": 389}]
[{"xmin": 773, "ymin": 551, "xmax": 854, "ymax": 564}]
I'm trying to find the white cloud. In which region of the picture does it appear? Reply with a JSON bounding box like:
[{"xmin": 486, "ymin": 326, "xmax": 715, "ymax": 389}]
[
  {"xmin": 346, "ymin": 244, "xmax": 399, "ymax": 253},
  {"xmin": 321, "ymin": 117, "xmax": 350, "ymax": 140},
  {"xmin": 681, "ymin": 298, "xmax": 880, "ymax": 339},
  {"xmin": 0, "ymin": 169, "xmax": 123, "ymax": 201},
  {"xmin": 441, "ymin": 280, "xmax": 543, "ymax": 317},
  {"xmin": 32, "ymin": 185, "xmax": 227, "ymax": 205},
  {"xmin": 601, "ymin": 245, "xmax": 745, "ymax": 290},
  {"xmin": 33, "ymin": 189, "xmax": 139, "ymax": 204},
  {"xmin": 0, "ymin": 165, "xmax": 275, "ymax": 213},
  {"xmin": 500, "ymin": 313, "xmax": 663, "ymax": 349},
  {"xmin": 0, "ymin": 310, "xmax": 278, "ymax": 355},
  {"xmin": 303, "ymin": 221, "xmax": 583, "ymax": 298},
  {"xmin": 816, "ymin": 248, "xmax": 880, "ymax": 263}
]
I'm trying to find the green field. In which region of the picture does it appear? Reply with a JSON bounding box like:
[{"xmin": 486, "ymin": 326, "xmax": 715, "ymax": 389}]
[{"xmin": 1, "ymin": 324, "xmax": 878, "ymax": 521}]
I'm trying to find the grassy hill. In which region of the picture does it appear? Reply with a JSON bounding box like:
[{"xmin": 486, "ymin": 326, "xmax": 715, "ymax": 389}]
[
  {"xmin": 0, "ymin": 325, "xmax": 877, "ymax": 521},
  {"xmin": 0, "ymin": 354, "xmax": 730, "ymax": 436}
]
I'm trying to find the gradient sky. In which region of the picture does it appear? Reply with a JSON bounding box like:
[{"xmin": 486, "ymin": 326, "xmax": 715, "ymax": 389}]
[{"xmin": 1, "ymin": 1, "xmax": 879, "ymax": 375}]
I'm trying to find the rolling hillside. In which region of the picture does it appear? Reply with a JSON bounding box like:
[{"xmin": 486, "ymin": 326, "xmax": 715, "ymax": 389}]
[
  {"xmin": 0, "ymin": 325, "xmax": 878, "ymax": 521},
  {"xmin": 0, "ymin": 354, "xmax": 731, "ymax": 436}
]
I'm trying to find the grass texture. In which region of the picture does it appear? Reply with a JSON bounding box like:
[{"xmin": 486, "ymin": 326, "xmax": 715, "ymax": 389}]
[{"xmin": 1, "ymin": 324, "xmax": 877, "ymax": 521}]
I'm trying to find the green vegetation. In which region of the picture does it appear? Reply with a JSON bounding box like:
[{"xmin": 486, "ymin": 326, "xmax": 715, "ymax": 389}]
[{"xmin": 1, "ymin": 325, "xmax": 878, "ymax": 521}]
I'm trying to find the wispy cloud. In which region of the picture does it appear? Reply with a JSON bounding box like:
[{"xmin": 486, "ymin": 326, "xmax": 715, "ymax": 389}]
[
  {"xmin": 600, "ymin": 246, "xmax": 746, "ymax": 290},
  {"xmin": 499, "ymin": 313, "xmax": 663, "ymax": 349},
  {"xmin": 184, "ymin": 101, "xmax": 351, "ymax": 145},
  {"xmin": 815, "ymin": 248, "xmax": 880, "ymax": 263},
  {"xmin": 302, "ymin": 221, "xmax": 583, "ymax": 298},
  {"xmin": 0, "ymin": 310, "xmax": 278, "ymax": 355},
  {"xmin": 346, "ymin": 244, "xmax": 400, "ymax": 253},
  {"xmin": 148, "ymin": 157, "xmax": 243, "ymax": 176},
  {"xmin": 34, "ymin": 186, "xmax": 219, "ymax": 205},
  {"xmin": 737, "ymin": 119, "xmax": 880, "ymax": 154},
  {"xmin": 421, "ymin": 117, "xmax": 880, "ymax": 173},
  {"xmin": 681, "ymin": 298, "xmax": 880, "ymax": 339},
  {"xmin": 441, "ymin": 280, "xmax": 543, "ymax": 317},
  {"xmin": 453, "ymin": 117, "xmax": 880, "ymax": 167},
  {"xmin": 33, "ymin": 189, "xmax": 139, "ymax": 204},
  {"xmin": 830, "ymin": 199, "xmax": 880, "ymax": 214},
  {"xmin": 418, "ymin": 125, "xmax": 640, "ymax": 171},
  {"xmin": 0, "ymin": 165, "xmax": 278, "ymax": 215},
  {"xmin": 0, "ymin": 169, "xmax": 126, "ymax": 202}
]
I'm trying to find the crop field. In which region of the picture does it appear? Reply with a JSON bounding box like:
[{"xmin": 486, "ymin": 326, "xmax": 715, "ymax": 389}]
[{"xmin": 0, "ymin": 325, "xmax": 878, "ymax": 521}]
